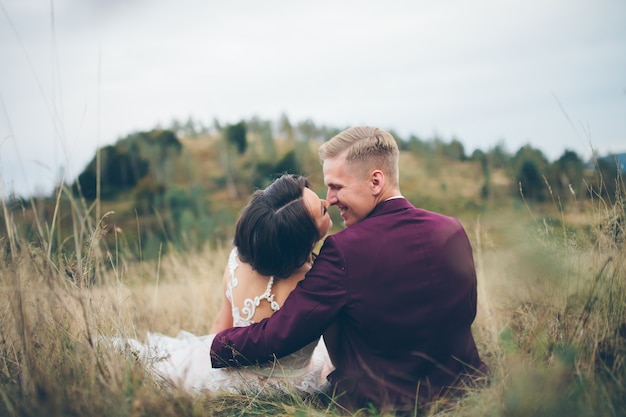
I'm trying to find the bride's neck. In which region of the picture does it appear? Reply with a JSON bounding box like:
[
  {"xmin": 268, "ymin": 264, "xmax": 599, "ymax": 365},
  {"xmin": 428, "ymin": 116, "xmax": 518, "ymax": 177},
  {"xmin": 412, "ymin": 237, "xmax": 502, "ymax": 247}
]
[{"xmin": 297, "ymin": 253, "xmax": 314, "ymax": 272}]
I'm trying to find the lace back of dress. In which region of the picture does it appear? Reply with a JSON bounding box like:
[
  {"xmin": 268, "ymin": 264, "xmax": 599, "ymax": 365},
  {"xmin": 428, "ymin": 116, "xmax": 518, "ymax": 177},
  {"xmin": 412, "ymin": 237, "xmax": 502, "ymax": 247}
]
[
  {"xmin": 224, "ymin": 248, "xmax": 318, "ymax": 373},
  {"xmin": 226, "ymin": 248, "xmax": 280, "ymax": 327}
]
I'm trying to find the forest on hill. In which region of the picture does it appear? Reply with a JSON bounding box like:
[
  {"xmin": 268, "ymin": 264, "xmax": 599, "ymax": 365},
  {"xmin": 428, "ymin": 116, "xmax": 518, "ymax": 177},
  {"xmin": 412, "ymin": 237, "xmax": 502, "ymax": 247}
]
[{"xmin": 1, "ymin": 115, "xmax": 623, "ymax": 262}]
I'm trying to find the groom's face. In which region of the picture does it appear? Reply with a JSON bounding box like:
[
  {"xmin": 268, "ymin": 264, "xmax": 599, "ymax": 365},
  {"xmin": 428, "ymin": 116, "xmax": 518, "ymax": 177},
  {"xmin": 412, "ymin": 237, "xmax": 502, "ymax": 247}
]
[{"xmin": 322, "ymin": 154, "xmax": 377, "ymax": 227}]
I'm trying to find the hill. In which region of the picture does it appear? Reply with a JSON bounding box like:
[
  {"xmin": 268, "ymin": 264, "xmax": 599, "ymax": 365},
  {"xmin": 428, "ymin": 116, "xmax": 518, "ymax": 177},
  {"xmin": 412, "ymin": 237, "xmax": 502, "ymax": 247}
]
[{"xmin": 2, "ymin": 119, "xmax": 623, "ymax": 263}]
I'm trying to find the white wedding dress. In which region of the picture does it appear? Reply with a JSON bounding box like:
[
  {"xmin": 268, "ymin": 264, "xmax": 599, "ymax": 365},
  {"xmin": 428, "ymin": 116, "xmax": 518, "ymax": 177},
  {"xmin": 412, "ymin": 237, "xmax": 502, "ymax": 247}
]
[{"xmin": 114, "ymin": 248, "xmax": 333, "ymax": 395}]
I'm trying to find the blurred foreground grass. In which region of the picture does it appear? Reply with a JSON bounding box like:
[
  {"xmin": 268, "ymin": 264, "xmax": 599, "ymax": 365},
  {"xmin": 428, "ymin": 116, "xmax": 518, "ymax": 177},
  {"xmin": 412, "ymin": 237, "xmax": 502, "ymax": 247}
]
[{"xmin": 1, "ymin": 185, "xmax": 625, "ymax": 417}]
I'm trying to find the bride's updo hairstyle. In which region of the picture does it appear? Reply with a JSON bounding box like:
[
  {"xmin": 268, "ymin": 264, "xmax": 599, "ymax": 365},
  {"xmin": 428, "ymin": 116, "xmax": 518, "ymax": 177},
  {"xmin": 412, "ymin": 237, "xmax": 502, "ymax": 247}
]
[{"xmin": 234, "ymin": 174, "xmax": 319, "ymax": 279}]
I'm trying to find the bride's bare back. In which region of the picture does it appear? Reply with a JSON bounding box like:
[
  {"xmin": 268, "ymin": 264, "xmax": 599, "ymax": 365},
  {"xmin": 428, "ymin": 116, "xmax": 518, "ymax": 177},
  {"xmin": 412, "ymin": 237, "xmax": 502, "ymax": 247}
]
[
  {"xmin": 210, "ymin": 249, "xmax": 312, "ymax": 332},
  {"xmin": 231, "ymin": 251, "xmax": 312, "ymax": 322}
]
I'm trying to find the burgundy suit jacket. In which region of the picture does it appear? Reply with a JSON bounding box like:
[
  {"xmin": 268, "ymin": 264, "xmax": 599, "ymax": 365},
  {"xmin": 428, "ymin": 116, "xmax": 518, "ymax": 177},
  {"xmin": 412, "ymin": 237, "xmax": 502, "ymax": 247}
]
[{"xmin": 211, "ymin": 198, "xmax": 487, "ymax": 410}]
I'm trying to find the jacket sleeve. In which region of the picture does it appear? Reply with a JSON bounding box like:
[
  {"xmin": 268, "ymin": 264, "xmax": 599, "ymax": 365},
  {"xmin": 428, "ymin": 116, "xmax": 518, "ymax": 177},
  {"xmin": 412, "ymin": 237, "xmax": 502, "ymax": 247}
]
[{"xmin": 210, "ymin": 236, "xmax": 348, "ymax": 368}]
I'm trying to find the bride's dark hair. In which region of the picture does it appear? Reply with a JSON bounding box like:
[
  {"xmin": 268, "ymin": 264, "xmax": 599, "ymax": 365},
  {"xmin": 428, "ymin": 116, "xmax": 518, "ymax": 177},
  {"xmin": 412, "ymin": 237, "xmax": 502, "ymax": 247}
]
[{"xmin": 234, "ymin": 174, "xmax": 319, "ymax": 279}]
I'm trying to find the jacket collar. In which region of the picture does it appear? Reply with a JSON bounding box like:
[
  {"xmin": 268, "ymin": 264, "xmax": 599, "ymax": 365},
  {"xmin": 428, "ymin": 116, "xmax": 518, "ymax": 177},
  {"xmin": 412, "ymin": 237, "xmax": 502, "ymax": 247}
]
[{"xmin": 367, "ymin": 196, "xmax": 411, "ymax": 219}]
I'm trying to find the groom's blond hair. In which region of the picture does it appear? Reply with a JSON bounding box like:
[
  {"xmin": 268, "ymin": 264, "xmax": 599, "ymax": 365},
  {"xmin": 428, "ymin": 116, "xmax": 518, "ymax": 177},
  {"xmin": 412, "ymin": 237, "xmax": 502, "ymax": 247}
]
[{"xmin": 319, "ymin": 126, "xmax": 399, "ymax": 186}]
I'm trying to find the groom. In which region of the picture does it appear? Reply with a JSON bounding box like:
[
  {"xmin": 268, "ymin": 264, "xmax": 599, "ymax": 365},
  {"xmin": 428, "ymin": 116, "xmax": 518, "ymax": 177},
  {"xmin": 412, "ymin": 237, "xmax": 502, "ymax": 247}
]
[{"xmin": 211, "ymin": 126, "xmax": 488, "ymax": 411}]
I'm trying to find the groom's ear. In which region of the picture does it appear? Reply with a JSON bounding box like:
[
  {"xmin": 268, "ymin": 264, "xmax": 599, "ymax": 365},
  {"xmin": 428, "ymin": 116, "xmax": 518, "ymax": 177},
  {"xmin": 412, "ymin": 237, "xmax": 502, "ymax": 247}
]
[{"xmin": 370, "ymin": 170, "xmax": 384, "ymax": 195}]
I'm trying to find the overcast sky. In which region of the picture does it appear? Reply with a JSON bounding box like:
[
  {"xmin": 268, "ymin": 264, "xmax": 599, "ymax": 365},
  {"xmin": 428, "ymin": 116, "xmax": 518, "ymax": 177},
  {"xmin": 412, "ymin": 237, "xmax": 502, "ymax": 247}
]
[{"xmin": 1, "ymin": 0, "xmax": 625, "ymax": 197}]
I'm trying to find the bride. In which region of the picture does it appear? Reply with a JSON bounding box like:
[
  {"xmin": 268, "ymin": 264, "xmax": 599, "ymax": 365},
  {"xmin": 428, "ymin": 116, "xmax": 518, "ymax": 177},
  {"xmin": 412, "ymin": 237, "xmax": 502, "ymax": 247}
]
[{"xmin": 114, "ymin": 174, "xmax": 335, "ymax": 395}]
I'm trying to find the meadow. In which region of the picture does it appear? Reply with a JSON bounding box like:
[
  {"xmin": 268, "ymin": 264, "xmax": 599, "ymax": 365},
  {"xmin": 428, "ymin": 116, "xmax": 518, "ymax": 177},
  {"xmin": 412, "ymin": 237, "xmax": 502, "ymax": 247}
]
[{"xmin": 1, "ymin": 138, "xmax": 625, "ymax": 416}]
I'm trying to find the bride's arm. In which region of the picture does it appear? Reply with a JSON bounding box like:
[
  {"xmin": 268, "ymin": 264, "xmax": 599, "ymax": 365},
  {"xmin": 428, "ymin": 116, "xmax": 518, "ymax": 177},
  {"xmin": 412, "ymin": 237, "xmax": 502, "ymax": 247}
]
[{"xmin": 210, "ymin": 268, "xmax": 234, "ymax": 333}]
